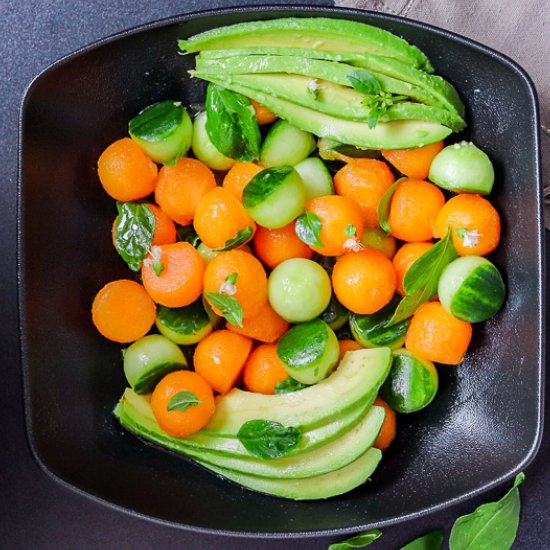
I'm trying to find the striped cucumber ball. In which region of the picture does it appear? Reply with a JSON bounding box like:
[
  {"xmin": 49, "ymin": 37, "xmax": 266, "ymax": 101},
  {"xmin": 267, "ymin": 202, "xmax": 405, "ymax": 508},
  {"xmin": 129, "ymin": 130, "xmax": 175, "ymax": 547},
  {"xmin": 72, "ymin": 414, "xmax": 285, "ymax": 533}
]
[{"xmin": 438, "ymin": 256, "xmax": 505, "ymax": 323}]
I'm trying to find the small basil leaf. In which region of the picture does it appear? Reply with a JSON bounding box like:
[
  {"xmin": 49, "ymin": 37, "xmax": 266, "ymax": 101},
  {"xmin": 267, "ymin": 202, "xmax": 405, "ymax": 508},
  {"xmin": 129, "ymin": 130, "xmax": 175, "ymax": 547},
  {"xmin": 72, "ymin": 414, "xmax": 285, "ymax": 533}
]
[
  {"xmin": 329, "ymin": 529, "xmax": 382, "ymax": 550},
  {"xmin": 295, "ymin": 211, "xmax": 323, "ymax": 247},
  {"xmin": 237, "ymin": 419, "xmax": 301, "ymax": 459},
  {"xmin": 167, "ymin": 390, "xmax": 202, "ymax": 412},
  {"xmin": 204, "ymin": 292, "xmax": 244, "ymax": 328},
  {"xmin": 400, "ymin": 530, "xmax": 443, "ymax": 550},
  {"xmin": 347, "ymin": 70, "xmax": 382, "ymax": 96},
  {"xmin": 205, "ymin": 83, "xmax": 261, "ymax": 162},
  {"xmin": 449, "ymin": 473, "xmax": 525, "ymax": 550},
  {"xmin": 344, "ymin": 224, "xmax": 357, "ymax": 238},
  {"xmin": 152, "ymin": 261, "xmax": 164, "ymax": 277},
  {"xmin": 377, "ymin": 178, "xmax": 404, "ymax": 234},
  {"xmin": 215, "ymin": 226, "xmax": 254, "ymax": 251},
  {"xmin": 177, "ymin": 225, "xmax": 200, "ymax": 247},
  {"xmin": 367, "ymin": 106, "xmax": 384, "ymax": 129},
  {"xmin": 114, "ymin": 202, "xmax": 155, "ymax": 271},
  {"xmin": 225, "ymin": 272, "xmax": 238, "ymax": 285},
  {"xmin": 274, "ymin": 377, "xmax": 309, "ymax": 394},
  {"xmin": 386, "ymin": 229, "xmax": 457, "ymax": 326}
]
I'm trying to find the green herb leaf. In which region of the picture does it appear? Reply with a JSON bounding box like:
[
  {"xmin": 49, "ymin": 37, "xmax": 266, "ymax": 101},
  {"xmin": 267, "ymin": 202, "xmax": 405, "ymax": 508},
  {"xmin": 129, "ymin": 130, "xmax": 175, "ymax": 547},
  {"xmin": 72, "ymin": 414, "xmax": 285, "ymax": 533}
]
[
  {"xmin": 167, "ymin": 390, "xmax": 202, "ymax": 413},
  {"xmin": 215, "ymin": 226, "xmax": 254, "ymax": 251},
  {"xmin": 377, "ymin": 178, "xmax": 404, "ymax": 234},
  {"xmin": 274, "ymin": 377, "xmax": 309, "ymax": 394},
  {"xmin": 386, "ymin": 229, "xmax": 458, "ymax": 326},
  {"xmin": 204, "ymin": 292, "xmax": 244, "ymax": 328},
  {"xmin": 237, "ymin": 419, "xmax": 301, "ymax": 459},
  {"xmin": 366, "ymin": 106, "xmax": 385, "ymax": 129},
  {"xmin": 176, "ymin": 225, "xmax": 200, "ymax": 247},
  {"xmin": 152, "ymin": 261, "xmax": 164, "ymax": 277},
  {"xmin": 400, "ymin": 530, "xmax": 443, "ymax": 550},
  {"xmin": 205, "ymin": 83, "xmax": 261, "ymax": 161},
  {"xmin": 347, "ymin": 70, "xmax": 382, "ymax": 96},
  {"xmin": 225, "ymin": 272, "xmax": 238, "ymax": 285},
  {"xmin": 129, "ymin": 100, "xmax": 184, "ymax": 143},
  {"xmin": 329, "ymin": 529, "xmax": 382, "ymax": 550},
  {"xmin": 114, "ymin": 202, "xmax": 155, "ymax": 271},
  {"xmin": 449, "ymin": 473, "xmax": 525, "ymax": 550},
  {"xmin": 344, "ymin": 224, "xmax": 357, "ymax": 238},
  {"xmin": 455, "ymin": 227, "xmax": 468, "ymax": 239},
  {"xmin": 295, "ymin": 211, "xmax": 323, "ymax": 247}
]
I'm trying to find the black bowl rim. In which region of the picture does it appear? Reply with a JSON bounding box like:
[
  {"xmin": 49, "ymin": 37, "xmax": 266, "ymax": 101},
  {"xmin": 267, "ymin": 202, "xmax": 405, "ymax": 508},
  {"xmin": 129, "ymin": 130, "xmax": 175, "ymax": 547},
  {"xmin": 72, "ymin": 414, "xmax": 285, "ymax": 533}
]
[{"xmin": 17, "ymin": 4, "xmax": 545, "ymax": 539}]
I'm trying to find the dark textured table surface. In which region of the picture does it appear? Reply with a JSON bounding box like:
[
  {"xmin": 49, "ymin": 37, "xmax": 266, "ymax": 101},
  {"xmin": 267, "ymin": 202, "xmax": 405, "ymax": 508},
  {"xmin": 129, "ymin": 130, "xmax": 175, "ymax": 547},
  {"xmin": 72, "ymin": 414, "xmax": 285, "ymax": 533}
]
[{"xmin": 1, "ymin": 1, "xmax": 548, "ymax": 548}]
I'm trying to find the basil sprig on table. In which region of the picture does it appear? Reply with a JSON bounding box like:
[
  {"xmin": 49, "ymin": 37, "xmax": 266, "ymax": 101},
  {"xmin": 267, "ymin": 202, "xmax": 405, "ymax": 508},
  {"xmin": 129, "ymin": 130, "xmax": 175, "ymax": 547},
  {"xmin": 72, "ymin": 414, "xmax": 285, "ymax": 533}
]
[
  {"xmin": 237, "ymin": 419, "xmax": 301, "ymax": 459},
  {"xmin": 114, "ymin": 201, "xmax": 155, "ymax": 271},
  {"xmin": 386, "ymin": 229, "xmax": 458, "ymax": 327},
  {"xmin": 167, "ymin": 390, "xmax": 202, "ymax": 413},
  {"xmin": 205, "ymin": 83, "xmax": 261, "ymax": 161}
]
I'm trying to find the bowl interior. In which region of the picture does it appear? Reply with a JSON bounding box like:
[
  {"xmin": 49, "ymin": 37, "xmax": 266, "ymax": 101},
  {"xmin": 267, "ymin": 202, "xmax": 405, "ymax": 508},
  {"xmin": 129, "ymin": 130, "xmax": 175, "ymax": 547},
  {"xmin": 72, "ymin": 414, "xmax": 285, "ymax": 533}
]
[{"xmin": 19, "ymin": 6, "xmax": 543, "ymax": 536}]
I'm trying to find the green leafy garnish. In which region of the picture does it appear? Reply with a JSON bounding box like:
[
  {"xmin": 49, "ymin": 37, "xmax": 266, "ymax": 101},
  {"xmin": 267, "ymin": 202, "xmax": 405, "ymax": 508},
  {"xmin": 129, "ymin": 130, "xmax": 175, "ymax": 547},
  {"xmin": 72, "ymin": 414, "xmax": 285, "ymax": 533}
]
[
  {"xmin": 274, "ymin": 376, "xmax": 309, "ymax": 394},
  {"xmin": 114, "ymin": 202, "xmax": 155, "ymax": 271},
  {"xmin": 204, "ymin": 292, "xmax": 243, "ymax": 328},
  {"xmin": 449, "ymin": 473, "xmax": 525, "ymax": 550},
  {"xmin": 205, "ymin": 83, "xmax": 261, "ymax": 161},
  {"xmin": 167, "ymin": 390, "xmax": 202, "ymax": 413},
  {"xmin": 237, "ymin": 419, "xmax": 301, "ymax": 459},
  {"xmin": 176, "ymin": 224, "xmax": 200, "ymax": 247},
  {"xmin": 307, "ymin": 78, "xmax": 320, "ymax": 100},
  {"xmin": 386, "ymin": 229, "xmax": 458, "ymax": 326},
  {"xmin": 344, "ymin": 224, "xmax": 357, "ymax": 238},
  {"xmin": 225, "ymin": 272, "xmax": 238, "ymax": 285},
  {"xmin": 377, "ymin": 178, "xmax": 404, "ymax": 233},
  {"xmin": 347, "ymin": 69, "xmax": 407, "ymax": 128},
  {"xmin": 328, "ymin": 529, "xmax": 382, "ymax": 549},
  {"xmin": 216, "ymin": 226, "xmax": 254, "ymax": 251},
  {"xmin": 152, "ymin": 261, "xmax": 164, "ymax": 277},
  {"xmin": 400, "ymin": 530, "xmax": 443, "ymax": 550},
  {"xmin": 295, "ymin": 211, "xmax": 323, "ymax": 247}
]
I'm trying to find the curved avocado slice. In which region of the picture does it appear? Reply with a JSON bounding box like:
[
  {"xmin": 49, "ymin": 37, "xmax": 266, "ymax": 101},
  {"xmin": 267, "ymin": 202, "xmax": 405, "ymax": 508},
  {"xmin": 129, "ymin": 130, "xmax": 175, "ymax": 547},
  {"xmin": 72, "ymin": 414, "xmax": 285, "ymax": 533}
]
[
  {"xmin": 179, "ymin": 17, "xmax": 432, "ymax": 72},
  {"xmin": 197, "ymin": 447, "xmax": 383, "ymax": 500},
  {"xmin": 194, "ymin": 76, "xmax": 452, "ymax": 149}
]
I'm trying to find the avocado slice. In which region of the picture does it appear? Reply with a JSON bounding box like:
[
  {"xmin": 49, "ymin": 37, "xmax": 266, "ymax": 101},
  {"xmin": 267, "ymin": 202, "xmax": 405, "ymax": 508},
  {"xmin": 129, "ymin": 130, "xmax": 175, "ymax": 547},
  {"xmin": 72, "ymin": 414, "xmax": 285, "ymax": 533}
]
[
  {"xmin": 194, "ymin": 76, "xmax": 453, "ymax": 149},
  {"xmin": 197, "ymin": 72, "xmax": 464, "ymax": 131},
  {"xmin": 179, "ymin": 17, "xmax": 432, "ymax": 72},
  {"xmin": 196, "ymin": 447, "xmax": 383, "ymax": 500}
]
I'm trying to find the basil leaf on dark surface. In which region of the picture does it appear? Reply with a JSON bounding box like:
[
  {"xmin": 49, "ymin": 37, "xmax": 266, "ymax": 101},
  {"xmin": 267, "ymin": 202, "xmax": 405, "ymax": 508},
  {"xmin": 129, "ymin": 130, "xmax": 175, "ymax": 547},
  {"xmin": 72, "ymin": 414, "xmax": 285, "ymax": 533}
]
[
  {"xmin": 347, "ymin": 70, "xmax": 382, "ymax": 96},
  {"xmin": 176, "ymin": 224, "xmax": 200, "ymax": 247},
  {"xmin": 204, "ymin": 292, "xmax": 243, "ymax": 328},
  {"xmin": 167, "ymin": 390, "xmax": 202, "ymax": 413},
  {"xmin": 400, "ymin": 530, "xmax": 443, "ymax": 550},
  {"xmin": 377, "ymin": 178, "xmax": 403, "ymax": 233},
  {"xmin": 205, "ymin": 83, "xmax": 261, "ymax": 161},
  {"xmin": 449, "ymin": 473, "xmax": 525, "ymax": 550},
  {"xmin": 216, "ymin": 226, "xmax": 253, "ymax": 251},
  {"xmin": 114, "ymin": 202, "xmax": 155, "ymax": 271},
  {"xmin": 295, "ymin": 211, "xmax": 323, "ymax": 247},
  {"xmin": 329, "ymin": 529, "xmax": 382, "ymax": 550},
  {"xmin": 386, "ymin": 229, "xmax": 457, "ymax": 327},
  {"xmin": 237, "ymin": 419, "xmax": 301, "ymax": 459},
  {"xmin": 274, "ymin": 376, "xmax": 309, "ymax": 394}
]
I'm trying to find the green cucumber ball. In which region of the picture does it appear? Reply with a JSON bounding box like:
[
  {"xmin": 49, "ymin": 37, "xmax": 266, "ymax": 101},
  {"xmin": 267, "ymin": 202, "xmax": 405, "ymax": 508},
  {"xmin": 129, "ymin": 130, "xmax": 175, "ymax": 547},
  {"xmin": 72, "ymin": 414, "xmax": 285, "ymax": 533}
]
[
  {"xmin": 192, "ymin": 111, "xmax": 235, "ymax": 171},
  {"xmin": 277, "ymin": 319, "xmax": 339, "ymax": 384},
  {"xmin": 268, "ymin": 258, "xmax": 332, "ymax": 322},
  {"xmin": 123, "ymin": 334, "xmax": 187, "ymax": 395},
  {"xmin": 438, "ymin": 256, "xmax": 505, "ymax": 323},
  {"xmin": 429, "ymin": 141, "xmax": 495, "ymax": 194},
  {"xmin": 380, "ymin": 349, "xmax": 438, "ymax": 413}
]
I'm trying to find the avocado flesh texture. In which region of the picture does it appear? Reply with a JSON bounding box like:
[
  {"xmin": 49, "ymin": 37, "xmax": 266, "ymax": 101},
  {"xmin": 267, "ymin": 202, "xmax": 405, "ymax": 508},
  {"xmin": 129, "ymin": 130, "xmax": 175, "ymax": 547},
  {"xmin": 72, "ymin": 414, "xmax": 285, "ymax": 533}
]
[
  {"xmin": 194, "ymin": 76, "xmax": 453, "ymax": 149},
  {"xmin": 195, "ymin": 49, "xmax": 464, "ymax": 119},
  {"xmin": 197, "ymin": 447, "xmax": 383, "ymax": 500},
  {"xmin": 197, "ymin": 72, "xmax": 464, "ymax": 131},
  {"xmin": 179, "ymin": 17, "xmax": 432, "ymax": 72},
  {"xmin": 116, "ymin": 391, "xmax": 384, "ymax": 478},
  {"xmin": 116, "ymin": 387, "xmax": 372, "ymax": 458}
]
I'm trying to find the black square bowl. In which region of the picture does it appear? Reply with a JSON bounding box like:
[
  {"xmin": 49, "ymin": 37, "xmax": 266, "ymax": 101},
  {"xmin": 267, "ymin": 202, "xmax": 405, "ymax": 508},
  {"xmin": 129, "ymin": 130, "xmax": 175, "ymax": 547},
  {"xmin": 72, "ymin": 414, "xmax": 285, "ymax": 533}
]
[{"xmin": 18, "ymin": 5, "xmax": 544, "ymax": 537}]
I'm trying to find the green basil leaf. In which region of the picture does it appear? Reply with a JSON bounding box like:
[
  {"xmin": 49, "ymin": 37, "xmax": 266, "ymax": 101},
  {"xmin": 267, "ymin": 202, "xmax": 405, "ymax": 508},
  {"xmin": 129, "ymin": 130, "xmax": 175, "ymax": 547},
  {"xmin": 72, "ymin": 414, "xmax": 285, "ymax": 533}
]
[
  {"xmin": 377, "ymin": 178, "xmax": 404, "ymax": 234},
  {"xmin": 215, "ymin": 226, "xmax": 254, "ymax": 251},
  {"xmin": 400, "ymin": 530, "xmax": 443, "ymax": 550},
  {"xmin": 152, "ymin": 261, "xmax": 164, "ymax": 277},
  {"xmin": 274, "ymin": 376, "xmax": 309, "ymax": 394},
  {"xmin": 204, "ymin": 292, "xmax": 244, "ymax": 328},
  {"xmin": 367, "ymin": 106, "xmax": 385, "ymax": 129},
  {"xmin": 225, "ymin": 272, "xmax": 238, "ymax": 285},
  {"xmin": 237, "ymin": 419, "xmax": 301, "ymax": 459},
  {"xmin": 177, "ymin": 225, "xmax": 200, "ymax": 247},
  {"xmin": 167, "ymin": 390, "xmax": 202, "ymax": 412},
  {"xmin": 129, "ymin": 100, "xmax": 184, "ymax": 142},
  {"xmin": 295, "ymin": 211, "xmax": 323, "ymax": 247},
  {"xmin": 114, "ymin": 202, "xmax": 155, "ymax": 271},
  {"xmin": 347, "ymin": 70, "xmax": 382, "ymax": 96},
  {"xmin": 449, "ymin": 473, "xmax": 525, "ymax": 550},
  {"xmin": 329, "ymin": 529, "xmax": 382, "ymax": 550},
  {"xmin": 344, "ymin": 224, "xmax": 357, "ymax": 238},
  {"xmin": 205, "ymin": 83, "xmax": 261, "ymax": 162},
  {"xmin": 386, "ymin": 229, "xmax": 458, "ymax": 326}
]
